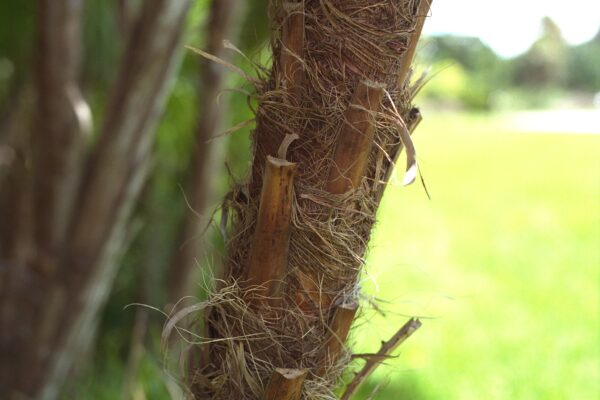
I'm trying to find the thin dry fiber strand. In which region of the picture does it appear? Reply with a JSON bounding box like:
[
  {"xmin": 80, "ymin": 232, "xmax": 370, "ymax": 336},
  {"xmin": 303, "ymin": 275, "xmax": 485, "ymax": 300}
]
[{"xmin": 173, "ymin": 0, "xmax": 429, "ymax": 398}]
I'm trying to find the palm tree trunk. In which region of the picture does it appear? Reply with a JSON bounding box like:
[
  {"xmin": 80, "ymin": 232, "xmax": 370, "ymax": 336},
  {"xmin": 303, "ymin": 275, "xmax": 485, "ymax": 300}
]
[{"xmin": 185, "ymin": 0, "xmax": 432, "ymax": 398}]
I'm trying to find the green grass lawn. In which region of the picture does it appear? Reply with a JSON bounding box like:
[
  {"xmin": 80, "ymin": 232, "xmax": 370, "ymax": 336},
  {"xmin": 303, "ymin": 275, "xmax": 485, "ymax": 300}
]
[
  {"xmin": 79, "ymin": 112, "xmax": 599, "ymax": 400},
  {"xmin": 352, "ymin": 112, "xmax": 600, "ymax": 399}
]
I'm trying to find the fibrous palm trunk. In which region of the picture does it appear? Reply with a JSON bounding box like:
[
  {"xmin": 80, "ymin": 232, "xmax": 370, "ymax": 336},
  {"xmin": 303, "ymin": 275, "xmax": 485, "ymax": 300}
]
[{"xmin": 183, "ymin": 1, "xmax": 432, "ymax": 399}]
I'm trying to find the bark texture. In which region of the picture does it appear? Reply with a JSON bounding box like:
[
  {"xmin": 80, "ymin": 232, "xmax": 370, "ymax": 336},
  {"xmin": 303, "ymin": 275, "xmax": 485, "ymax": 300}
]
[{"xmin": 185, "ymin": 1, "xmax": 431, "ymax": 398}]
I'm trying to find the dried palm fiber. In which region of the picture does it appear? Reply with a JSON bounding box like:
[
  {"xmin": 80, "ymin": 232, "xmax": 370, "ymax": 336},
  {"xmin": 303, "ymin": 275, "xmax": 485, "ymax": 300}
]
[{"xmin": 182, "ymin": 0, "xmax": 431, "ymax": 398}]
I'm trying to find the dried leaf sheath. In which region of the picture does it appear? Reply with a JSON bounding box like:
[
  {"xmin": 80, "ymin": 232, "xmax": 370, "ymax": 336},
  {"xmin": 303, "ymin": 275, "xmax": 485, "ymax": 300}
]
[
  {"xmin": 327, "ymin": 80, "xmax": 386, "ymax": 195},
  {"xmin": 244, "ymin": 156, "xmax": 297, "ymax": 302},
  {"xmin": 321, "ymin": 301, "xmax": 359, "ymax": 371},
  {"xmin": 265, "ymin": 368, "xmax": 309, "ymax": 400},
  {"xmin": 279, "ymin": 1, "xmax": 305, "ymax": 97}
]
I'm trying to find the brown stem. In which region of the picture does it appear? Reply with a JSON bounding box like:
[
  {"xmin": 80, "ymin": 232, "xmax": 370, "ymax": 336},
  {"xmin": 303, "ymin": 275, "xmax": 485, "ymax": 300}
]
[
  {"xmin": 340, "ymin": 318, "xmax": 422, "ymax": 400},
  {"xmin": 244, "ymin": 156, "xmax": 297, "ymax": 303},
  {"xmin": 327, "ymin": 80, "xmax": 385, "ymax": 195},
  {"xmin": 0, "ymin": 157, "xmax": 35, "ymax": 266},
  {"xmin": 397, "ymin": 0, "xmax": 433, "ymax": 87},
  {"xmin": 27, "ymin": 1, "xmax": 192, "ymax": 397},
  {"xmin": 264, "ymin": 368, "xmax": 308, "ymax": 400},
  {"xmin": 0, "ymin": 0, "xmax": 85, "ymax": 394},
  {"xmin": 320, "ymin": 301, "xmax": 358, "ymax": 371},
  {"xmin": 279, "ymin": 1, "xmax": 305, "ymax": 98},
  {"xmin": 70, "ymin": 0, "xmax": 190, "ymax": 256},
  {"xmin": 299, "ymin": 81, "xmax": 384, "ymax": 313},
  {"xmin": 0, "ymin": 87, "xmax": 35, "ymax": 265},
  {"xmin": 117, "ymin": 0, "xmax": 142, "ymax": 38},
  {"xmin": 167, "ymin": 0, "xmax": 245, "ymax": 306},
  {"xmin": 33, "ymin": 0, "xmax": 86, "ymax": 276}
]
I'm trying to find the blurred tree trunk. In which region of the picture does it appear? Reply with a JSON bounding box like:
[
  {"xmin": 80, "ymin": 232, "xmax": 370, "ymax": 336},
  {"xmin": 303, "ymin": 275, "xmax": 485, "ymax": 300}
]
[
  {"xmin": 167, "ymin": 0, "xmax": 245, "ymax": 307},
  {"xmin": 0, "ymin": 0, "xmax": 191, "ymax": 398}
]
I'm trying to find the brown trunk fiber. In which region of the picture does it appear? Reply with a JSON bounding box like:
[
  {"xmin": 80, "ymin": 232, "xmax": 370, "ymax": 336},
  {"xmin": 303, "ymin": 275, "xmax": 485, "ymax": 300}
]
[{"xmin": 185, "ymin": 1, "xmax": 432, "ymax": 399}]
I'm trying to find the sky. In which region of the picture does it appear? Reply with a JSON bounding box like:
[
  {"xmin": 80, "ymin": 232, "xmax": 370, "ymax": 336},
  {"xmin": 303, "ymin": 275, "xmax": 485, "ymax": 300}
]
[{"xmin": 422, "ymin": 0, "xmax": 600, "ymax": 58}]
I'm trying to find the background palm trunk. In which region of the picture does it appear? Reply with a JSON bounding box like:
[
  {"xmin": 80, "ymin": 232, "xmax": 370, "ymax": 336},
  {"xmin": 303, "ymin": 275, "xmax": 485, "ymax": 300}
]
[
  {"xmin": 167, "ymin": 0, "xmax": 245, "ymax": 307},
  {"xmin": 0, "ymin": 1, "xmax": 191, "ymax": 398}
]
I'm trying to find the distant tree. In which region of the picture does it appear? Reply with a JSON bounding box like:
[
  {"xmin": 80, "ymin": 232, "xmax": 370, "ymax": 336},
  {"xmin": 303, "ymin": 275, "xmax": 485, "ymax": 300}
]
[
  {"xmin": 419, "ymin": 35, "xmax": 508, "ymax": 109},
  {"xmin": 512, "ymin": 17, "xmax": 569, "ymax": 88},
  {"xmin": 566, "ymin": 29, "xmax": 600, "ymax": 92},
  {"xmin": 423, "ymin": 35, "xmax": 500, "ymax": 73}
]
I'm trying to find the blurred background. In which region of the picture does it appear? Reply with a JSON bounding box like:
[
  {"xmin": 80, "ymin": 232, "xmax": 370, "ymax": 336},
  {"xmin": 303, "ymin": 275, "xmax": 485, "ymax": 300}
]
[{"xmin": 0, "ymin": 0, "xmax": 598, "ymax": 399}]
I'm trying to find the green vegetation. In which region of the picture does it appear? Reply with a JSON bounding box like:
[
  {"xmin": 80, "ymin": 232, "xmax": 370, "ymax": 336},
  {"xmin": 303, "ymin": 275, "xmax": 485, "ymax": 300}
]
[
  {"xmin": 420, "ymin": 23, "xmax": 600, "ymax": 110},
  {"xmin": 3, "ymin": 1, "xmax": 597, "ymax": 397},
  {"xmin": 69, "ymin": 113, "xmax": 600, "ymax": 399},
  {"xmin": 353, "ymin": 112, "xmax": 600, "ymax": 399}
]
